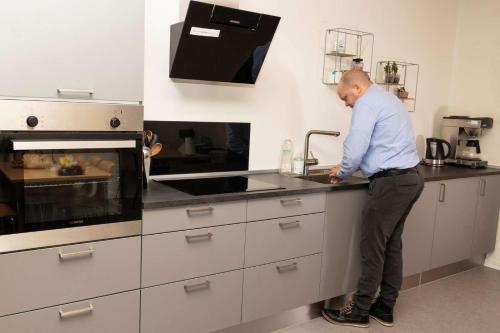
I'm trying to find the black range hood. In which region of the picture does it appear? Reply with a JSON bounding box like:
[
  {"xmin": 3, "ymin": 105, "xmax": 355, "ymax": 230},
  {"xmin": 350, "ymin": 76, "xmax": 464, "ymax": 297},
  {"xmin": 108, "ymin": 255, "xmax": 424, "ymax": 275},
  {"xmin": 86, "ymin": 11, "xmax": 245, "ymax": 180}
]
[{"xmin": 170, "ymin": 1, "xmax": 280, "ymax": 84}]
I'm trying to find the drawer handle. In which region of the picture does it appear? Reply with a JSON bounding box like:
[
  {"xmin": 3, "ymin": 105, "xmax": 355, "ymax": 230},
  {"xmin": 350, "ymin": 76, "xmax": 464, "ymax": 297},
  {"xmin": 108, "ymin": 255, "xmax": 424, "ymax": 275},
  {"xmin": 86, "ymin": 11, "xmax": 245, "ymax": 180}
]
[
  {"xmin": 438, "ymin": 184, "xmax": 446, "ymax": 202},
  {"xmin": 280, "ymin": 198, "xmax": 302, "ymax": 206},
  {"xmin": 279, "ymin": 221, "xmax": 301, "ymax": 230},
  {"xmin": 480, "ymin": 179, "xmax": 487, "ymax": 197},
  {"xmin": 59, "ymin": 303, "xmax": 94, "ymax": 319},
  {"xmin": 57, "ymin": 88, "xmax": 94, "ymax": 95},
  {"xmin": 276, "ymin": 262, "xmax": 298, "ymax": 273},
  {"xmin": 185, "ymin": 232, "xmax": 213, "ymax": 243},
  {"xmin": 184, "ymin": 280, "xmax": 210, "ymax": 293},
  {"xmin": 59, "ymin": 247, "xmax": 95, "ymax": 261},
  {"xmin": 186, "ymin": 207, "xmax": 214, "ymax": 216}
]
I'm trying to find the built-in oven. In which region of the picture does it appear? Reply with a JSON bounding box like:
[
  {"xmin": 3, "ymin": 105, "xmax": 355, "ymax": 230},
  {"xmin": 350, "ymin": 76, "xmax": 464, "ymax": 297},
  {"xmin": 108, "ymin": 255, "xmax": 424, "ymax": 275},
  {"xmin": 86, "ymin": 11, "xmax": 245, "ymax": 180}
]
[{"xmin": 0, "ymin": 100, "xmax": 143, "ymax": 253}]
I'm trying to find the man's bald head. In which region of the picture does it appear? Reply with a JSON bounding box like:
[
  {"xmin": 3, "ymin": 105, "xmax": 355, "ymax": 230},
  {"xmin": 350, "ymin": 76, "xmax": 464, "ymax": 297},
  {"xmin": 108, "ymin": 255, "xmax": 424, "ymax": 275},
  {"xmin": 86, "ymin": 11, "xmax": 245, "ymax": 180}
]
[{"xmin": 337, "ymin": 69, "xmax": 373, "ymax": 108}]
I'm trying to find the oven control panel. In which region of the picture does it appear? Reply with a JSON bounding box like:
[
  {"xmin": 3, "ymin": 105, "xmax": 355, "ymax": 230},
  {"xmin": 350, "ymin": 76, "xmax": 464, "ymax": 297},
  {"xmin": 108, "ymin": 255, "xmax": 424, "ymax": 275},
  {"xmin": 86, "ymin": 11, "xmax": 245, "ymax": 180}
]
[{"xmin": 0, "ymin": 100, "xmax": 143, "ymax": 131}]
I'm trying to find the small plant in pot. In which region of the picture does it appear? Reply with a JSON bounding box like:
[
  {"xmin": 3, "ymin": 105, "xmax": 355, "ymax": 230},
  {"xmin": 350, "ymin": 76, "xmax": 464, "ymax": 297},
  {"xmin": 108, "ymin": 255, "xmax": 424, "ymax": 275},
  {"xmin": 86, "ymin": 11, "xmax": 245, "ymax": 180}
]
[
  {"xmin": 384, "ymin": 63, "xmax": 394, "ymax": 83},
  {"xmin": 392, "ymin": 62, "xmax": 400, "ymax": 84}
]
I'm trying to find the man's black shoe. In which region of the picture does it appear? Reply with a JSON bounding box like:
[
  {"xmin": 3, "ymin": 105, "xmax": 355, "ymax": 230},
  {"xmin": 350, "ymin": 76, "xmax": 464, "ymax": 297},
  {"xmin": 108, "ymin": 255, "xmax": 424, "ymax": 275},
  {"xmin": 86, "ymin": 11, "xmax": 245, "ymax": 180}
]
[
  {"xmin": 321, "ymin": 302, "xmax": 369, "ymax": 328},
  {"xmin": 369, "ymin": 298, "xmax": 394, "ymax": 327}
]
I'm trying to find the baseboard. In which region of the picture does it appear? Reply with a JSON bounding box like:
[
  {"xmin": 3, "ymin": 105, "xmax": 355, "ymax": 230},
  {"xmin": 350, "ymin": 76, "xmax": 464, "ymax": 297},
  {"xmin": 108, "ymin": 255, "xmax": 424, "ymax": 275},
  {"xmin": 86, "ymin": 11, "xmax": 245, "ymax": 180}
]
[
  {"xmin": 421, "ymin": 258, "xmax": 482, "ymax": 284},
  {"xmin": 401, "ymin": 273, "xmax": 421, "ymax": 290}
]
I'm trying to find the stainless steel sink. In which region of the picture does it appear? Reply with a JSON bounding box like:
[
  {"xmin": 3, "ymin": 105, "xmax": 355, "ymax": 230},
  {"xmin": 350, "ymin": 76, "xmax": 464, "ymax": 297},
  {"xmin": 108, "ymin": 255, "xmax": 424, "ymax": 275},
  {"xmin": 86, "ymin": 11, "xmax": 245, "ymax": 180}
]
[{"xmin": 298, "ymin": 174, "xmax": 368, "ymax": 185}]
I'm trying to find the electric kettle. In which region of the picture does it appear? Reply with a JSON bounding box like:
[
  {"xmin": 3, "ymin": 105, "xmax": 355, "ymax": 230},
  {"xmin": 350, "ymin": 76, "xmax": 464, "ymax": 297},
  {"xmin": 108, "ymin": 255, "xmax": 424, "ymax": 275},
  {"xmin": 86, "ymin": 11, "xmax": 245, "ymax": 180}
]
[{"xmin": 424, "ymin": 138, "xmax": 451, "ymax": 167}]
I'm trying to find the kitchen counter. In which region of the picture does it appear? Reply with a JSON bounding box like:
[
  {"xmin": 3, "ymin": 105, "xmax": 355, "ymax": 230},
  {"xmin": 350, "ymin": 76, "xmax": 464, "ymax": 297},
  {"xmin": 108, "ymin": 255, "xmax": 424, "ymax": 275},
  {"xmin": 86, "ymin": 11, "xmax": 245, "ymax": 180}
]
[{"xmin": 143, "ymin": 165, "xmax": 500, "ymax": 209}]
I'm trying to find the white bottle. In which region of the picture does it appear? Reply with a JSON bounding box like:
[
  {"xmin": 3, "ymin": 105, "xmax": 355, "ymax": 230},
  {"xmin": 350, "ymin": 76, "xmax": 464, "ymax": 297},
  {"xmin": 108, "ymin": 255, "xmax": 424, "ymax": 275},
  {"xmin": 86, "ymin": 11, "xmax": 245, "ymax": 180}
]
[
  {"xmin": 279, "ymin": 138, "xmax": 293, "ymax": 175},
  {"xmin": 293, "ymin": 154, "xmax": 304, "ymax": 175}
]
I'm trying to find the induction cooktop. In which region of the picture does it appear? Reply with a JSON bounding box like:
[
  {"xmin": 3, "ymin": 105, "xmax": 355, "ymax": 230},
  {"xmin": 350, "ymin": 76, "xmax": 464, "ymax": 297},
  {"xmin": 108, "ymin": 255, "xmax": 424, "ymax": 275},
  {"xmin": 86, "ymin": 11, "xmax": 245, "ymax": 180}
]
[{"xmin": 154, "ymin": 176, "xmax": 283, "ymax": 196}]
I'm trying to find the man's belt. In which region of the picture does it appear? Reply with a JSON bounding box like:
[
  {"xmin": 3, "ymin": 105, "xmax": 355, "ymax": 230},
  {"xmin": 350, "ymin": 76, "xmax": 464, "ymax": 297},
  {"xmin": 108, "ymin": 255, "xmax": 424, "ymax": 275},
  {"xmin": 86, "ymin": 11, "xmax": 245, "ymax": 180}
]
[{"xmin": 369, "ymin": 167, "xmax": 418, "ymax": 180}]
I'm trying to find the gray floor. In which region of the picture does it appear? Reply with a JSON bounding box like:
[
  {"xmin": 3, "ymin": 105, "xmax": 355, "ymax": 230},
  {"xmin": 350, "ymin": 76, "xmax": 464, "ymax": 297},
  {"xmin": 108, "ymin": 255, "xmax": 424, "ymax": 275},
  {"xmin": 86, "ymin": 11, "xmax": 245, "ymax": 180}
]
[{"xmin": 274, "ymin": 267, "xmax": 500, "ymax": 333}]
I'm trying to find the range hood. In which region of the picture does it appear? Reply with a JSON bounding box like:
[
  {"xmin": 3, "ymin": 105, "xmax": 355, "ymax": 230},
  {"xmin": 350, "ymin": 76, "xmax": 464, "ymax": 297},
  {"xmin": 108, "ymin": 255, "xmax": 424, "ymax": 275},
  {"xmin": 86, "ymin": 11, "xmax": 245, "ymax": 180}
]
[{"xmin": 170, "ymin": 1, "xmax": 280, "ymax": 84}]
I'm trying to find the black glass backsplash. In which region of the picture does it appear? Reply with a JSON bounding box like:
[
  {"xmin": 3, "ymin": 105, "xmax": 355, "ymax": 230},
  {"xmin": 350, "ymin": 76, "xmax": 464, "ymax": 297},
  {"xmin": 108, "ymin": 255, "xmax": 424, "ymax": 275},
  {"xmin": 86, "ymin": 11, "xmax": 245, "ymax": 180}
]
[{"xmin": 144, "ymin": 121, "xmax": 250, "ymax": 176}]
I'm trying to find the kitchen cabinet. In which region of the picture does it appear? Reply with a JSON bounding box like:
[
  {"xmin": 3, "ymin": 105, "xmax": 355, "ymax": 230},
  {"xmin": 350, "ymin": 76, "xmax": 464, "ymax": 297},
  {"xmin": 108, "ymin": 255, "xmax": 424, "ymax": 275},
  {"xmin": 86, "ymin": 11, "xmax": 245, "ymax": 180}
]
[
  {"xmin": 402, "ymin": 182, "xmax": 439, "ymax": 276},
  {"xmin": 0, "ymin": 290, "xmax": 139, "ymax": 333},
  {"xmin": 245, "ymin": 213, "xmax": 324, "ymax": 267},
  {"xmin": 141, "ymin": 223, "xmax": 245, "ymax": 287},
  {"xmin": 0, "ymin": 236, "xmax": 140, "ymax": 317},
  {"xmin": 247, "ymin": 193, "xmax": 326, "ymax": 221},
  {"xmin": 141, "ymin": 270, "xmax": 243, "ymax": 333},
  {"xmin": 143, "ymin": 201, "xmax": 246, "ymax": 234},
  {"xmin": 472, "ymin": 175, "xmax": 500, "ymax": 256},
  {"xmin": 319, "ymin": 189, "xmax": 368, "ymax": 300},
  {"xmin": 431, "ymin": 178, "xmax": 479, "ymax": 268},
  {"xmin": 0, "ymin": 0, "xmax": 144, "ymax": 102},
  {"xmin": 242, "ymin": 254, "xmax": 321, "ymax": 322}
]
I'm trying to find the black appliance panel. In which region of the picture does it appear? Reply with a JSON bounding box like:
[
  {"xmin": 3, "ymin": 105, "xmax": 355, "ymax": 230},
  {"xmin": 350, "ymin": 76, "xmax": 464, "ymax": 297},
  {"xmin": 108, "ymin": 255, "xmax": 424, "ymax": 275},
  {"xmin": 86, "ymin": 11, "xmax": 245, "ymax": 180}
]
[
  {"xmin": 169, "ymin": 1, "xmax": 280, "ymax": 84},
  {"xmin": 145, "ymin": 121, "xmax": 250, "ymax": 176},
  {"xmin": 155, "ymin": 176, "xmax": 282, "ymax": 196}
]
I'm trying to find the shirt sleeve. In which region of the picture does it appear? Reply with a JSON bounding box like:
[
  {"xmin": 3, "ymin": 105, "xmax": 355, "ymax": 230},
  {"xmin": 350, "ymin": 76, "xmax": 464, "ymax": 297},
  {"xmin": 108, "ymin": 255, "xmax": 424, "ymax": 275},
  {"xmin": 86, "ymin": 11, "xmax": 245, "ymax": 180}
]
[{"xmin": 336, "ymin": 100, "xmax": 378, "ymax": 179}]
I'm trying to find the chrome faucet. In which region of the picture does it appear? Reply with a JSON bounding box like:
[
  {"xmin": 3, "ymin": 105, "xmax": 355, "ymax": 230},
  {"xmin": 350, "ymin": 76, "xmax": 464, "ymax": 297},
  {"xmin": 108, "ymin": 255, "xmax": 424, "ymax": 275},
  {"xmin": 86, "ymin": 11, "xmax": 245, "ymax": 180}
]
[{"xmin": 303, "ymin": 130, "xmax": 341, "ymax": 176}]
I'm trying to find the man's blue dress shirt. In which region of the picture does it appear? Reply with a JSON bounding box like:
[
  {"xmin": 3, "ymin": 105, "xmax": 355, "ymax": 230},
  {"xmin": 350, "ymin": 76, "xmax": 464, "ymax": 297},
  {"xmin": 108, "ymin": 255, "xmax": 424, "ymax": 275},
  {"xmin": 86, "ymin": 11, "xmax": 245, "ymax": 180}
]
[{"xmin": 337, "ymin": 84, "xmax": 420, "ymax": 179}]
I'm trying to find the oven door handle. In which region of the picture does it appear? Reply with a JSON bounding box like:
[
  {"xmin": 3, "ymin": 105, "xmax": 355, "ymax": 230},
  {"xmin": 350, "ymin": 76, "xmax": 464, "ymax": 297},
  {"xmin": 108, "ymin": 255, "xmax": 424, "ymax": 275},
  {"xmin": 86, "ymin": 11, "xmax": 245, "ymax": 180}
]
[{"xmin": 12, "ymin": 140, "xmax": 136, "ymax": 151}]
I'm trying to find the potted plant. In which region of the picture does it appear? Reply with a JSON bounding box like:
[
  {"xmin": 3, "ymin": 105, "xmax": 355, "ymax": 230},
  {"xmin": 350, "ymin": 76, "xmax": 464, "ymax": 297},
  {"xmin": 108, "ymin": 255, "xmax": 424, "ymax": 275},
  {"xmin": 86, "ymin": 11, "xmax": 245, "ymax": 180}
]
[
  {"xmin": 384, "ymin": 62, "xmax": 393, "ymax": 83},
  {"xmin": 392, "ymin": 62, "xmax": 400, "ymax": 84},
  {"xmin": 396, "ymin": 86, "xmax": 409, "ymax": 99}
]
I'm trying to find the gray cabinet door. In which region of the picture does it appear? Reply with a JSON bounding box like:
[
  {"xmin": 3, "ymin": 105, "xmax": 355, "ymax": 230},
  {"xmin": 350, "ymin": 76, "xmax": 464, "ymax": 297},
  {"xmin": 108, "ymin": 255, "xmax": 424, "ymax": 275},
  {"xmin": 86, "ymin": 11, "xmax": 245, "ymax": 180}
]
[
  {"xmin": 245, "ymin": 213, "xmax": 325, "ymax": 267},
  {"xmin": 0, "ymin": 290, "xmax": 139, "ymax": 333},
  {"xmin": 143, "ymin": 201, "xmax": 246, "ymax": 234},
  {"xmin": 431, "ymin": 178, "xmax": 479, "ymax": 269},
  {"xmin": 247, "ymin": 193, "xmax": 326, "ymax": 221},
  {"xmin": 319, "ymin": 189, "xmax": 368, "ymax": 300},
  {"xmin": 0, "ymin": 0, "xmax": 144, "ymax": 102},
  {"xmin": 472, "ymin": 175, "xmax": 500, "ymax": 256},
  {"xmin": 0, "ymin": 236, "xmax": 141, "ymax": 316},
  {"xmin": 402, "ymin": 182, "xmax": 439, "ymax": 277},
  {"xmin": 242, "ymin": 254, "xmax": 321, "ymax": 323},
  {"xmin": 141, "ymin": 223, "xmax": 245, "ymax": 287},
  {"xmin": 141, "ymin": 270, "xmax": 243, "ymax": 333}
]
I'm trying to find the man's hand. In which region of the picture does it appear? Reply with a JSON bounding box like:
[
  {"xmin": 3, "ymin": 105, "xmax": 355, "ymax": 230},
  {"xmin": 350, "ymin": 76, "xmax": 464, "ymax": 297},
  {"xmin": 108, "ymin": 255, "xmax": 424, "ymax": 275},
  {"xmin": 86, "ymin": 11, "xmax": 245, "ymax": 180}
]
[
  {"xmin": 329, "ymin": 164, "xmax": 342, "ymax": 184},
  {"xmin": 330, "ymin": 176, "xmax": 342, "ymax": 184},
  {"xmin": 329, "ymin": 164, "xmax": 340, "ymax": 178}
]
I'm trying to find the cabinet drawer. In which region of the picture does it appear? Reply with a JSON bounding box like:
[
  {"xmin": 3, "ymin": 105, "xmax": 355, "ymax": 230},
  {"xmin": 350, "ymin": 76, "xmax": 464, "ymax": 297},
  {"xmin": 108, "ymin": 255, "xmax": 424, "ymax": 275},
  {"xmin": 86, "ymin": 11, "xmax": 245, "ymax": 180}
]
[
  {"xmin": 141, "ymin": 270, "xmax": 243, "ymax": 333},
  {"xmin": 0, "ymin": 236, "xmax": 140, "ymax": 317},
  {"xmin": 143, "ymin": 201, "xmax": 246, "ymax": 234},
  {"xmin": 0, "ymin": 290, "xmax": 139, "ymax": 333},
  {"xmin": 242, "ymin": 254, "xmax": 321, "ymax": 322},
  {"xmin": 247, "ymin": 193, "xmax": 325, "ymax": 221},
  {"xmin": 245, "ymin": 213, "xmax": 324, "ymax": 267},
  {"xmin": 142, "ymin": 224, "xmax": 245, "ymax": 287}
]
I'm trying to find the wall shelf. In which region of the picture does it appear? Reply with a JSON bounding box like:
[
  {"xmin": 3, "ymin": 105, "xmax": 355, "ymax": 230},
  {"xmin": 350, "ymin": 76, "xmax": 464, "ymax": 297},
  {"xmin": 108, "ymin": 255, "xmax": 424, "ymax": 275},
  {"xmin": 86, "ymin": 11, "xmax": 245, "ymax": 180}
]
[
  {"xmin": 322, "ymin": 28, "xmax": 374, "ymax": 85},
  {"xmin": 375, "ymin": 61, "xmax": 419, "ymax": 112}
]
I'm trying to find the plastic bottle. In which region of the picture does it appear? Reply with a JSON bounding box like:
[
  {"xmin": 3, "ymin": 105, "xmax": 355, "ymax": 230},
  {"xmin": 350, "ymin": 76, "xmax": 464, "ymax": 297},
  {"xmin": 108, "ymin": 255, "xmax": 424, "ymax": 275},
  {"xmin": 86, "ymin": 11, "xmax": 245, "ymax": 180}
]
[
  {"xmin": 279, "ymin": 138, "xmax": 293, "ymax": 175},
  {"xmin": 293, "ymin": 154, "xmax": 304, "ymax": 175}
]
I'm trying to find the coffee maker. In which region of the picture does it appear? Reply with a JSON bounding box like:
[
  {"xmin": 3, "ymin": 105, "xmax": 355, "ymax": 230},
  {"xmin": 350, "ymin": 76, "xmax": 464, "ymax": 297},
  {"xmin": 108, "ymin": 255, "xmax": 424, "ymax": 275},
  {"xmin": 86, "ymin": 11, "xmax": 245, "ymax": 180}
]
[{"xmin": 440, "ymin": 116, "xmax": 493, "ymax": 168}]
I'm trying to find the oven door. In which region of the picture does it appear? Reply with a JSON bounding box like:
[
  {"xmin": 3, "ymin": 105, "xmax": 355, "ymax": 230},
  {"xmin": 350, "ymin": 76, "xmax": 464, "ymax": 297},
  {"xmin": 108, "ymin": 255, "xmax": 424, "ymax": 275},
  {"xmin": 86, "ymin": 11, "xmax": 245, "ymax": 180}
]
[{"xmin": 0, "ymin": 132, "xmax": 142, "ymax": 252}]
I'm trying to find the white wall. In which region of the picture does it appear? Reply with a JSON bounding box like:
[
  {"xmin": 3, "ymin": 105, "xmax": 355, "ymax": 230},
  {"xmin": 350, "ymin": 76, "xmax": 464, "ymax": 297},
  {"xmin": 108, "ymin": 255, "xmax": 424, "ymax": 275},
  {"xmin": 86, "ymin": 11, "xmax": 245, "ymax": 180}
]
[
  {"xmin": 144, "ymin": 0, "xmax": 460, "ymax": 170},
  {"xmin": 448, "ymin": 0, "xmax": 500, "ymax": 269}
]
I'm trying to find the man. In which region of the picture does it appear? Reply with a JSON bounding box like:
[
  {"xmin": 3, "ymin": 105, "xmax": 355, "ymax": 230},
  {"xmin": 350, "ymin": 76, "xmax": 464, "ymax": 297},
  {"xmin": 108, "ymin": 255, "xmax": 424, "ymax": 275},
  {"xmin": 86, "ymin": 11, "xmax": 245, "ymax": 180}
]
[{"xmin": 322, "ymin": 70, "xmax": 424, "ymax": 328}]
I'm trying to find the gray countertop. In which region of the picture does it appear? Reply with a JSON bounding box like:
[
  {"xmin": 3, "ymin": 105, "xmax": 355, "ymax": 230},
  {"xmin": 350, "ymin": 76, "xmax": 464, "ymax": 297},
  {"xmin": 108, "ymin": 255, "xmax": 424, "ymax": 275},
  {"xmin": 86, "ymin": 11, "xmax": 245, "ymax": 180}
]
[{"xmin": 143, "ymin": 165, "xmax": 500, "ymax": 209}]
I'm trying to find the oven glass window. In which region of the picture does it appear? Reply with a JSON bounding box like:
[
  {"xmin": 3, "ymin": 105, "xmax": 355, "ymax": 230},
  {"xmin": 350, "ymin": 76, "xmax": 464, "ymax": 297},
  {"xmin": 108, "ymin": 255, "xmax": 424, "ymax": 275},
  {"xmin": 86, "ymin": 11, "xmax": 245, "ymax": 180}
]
[{"xmin": 0, "ymin": 144, "xmax": 141, "ymax": 235}]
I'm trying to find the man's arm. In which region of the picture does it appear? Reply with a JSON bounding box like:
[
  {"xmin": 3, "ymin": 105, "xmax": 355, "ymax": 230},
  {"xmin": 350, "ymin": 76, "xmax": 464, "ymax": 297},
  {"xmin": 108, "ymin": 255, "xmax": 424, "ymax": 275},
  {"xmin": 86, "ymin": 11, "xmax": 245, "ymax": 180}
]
[{"xmin": 336, "ymin": 100, "xmax": 378, "ymax": 179}]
